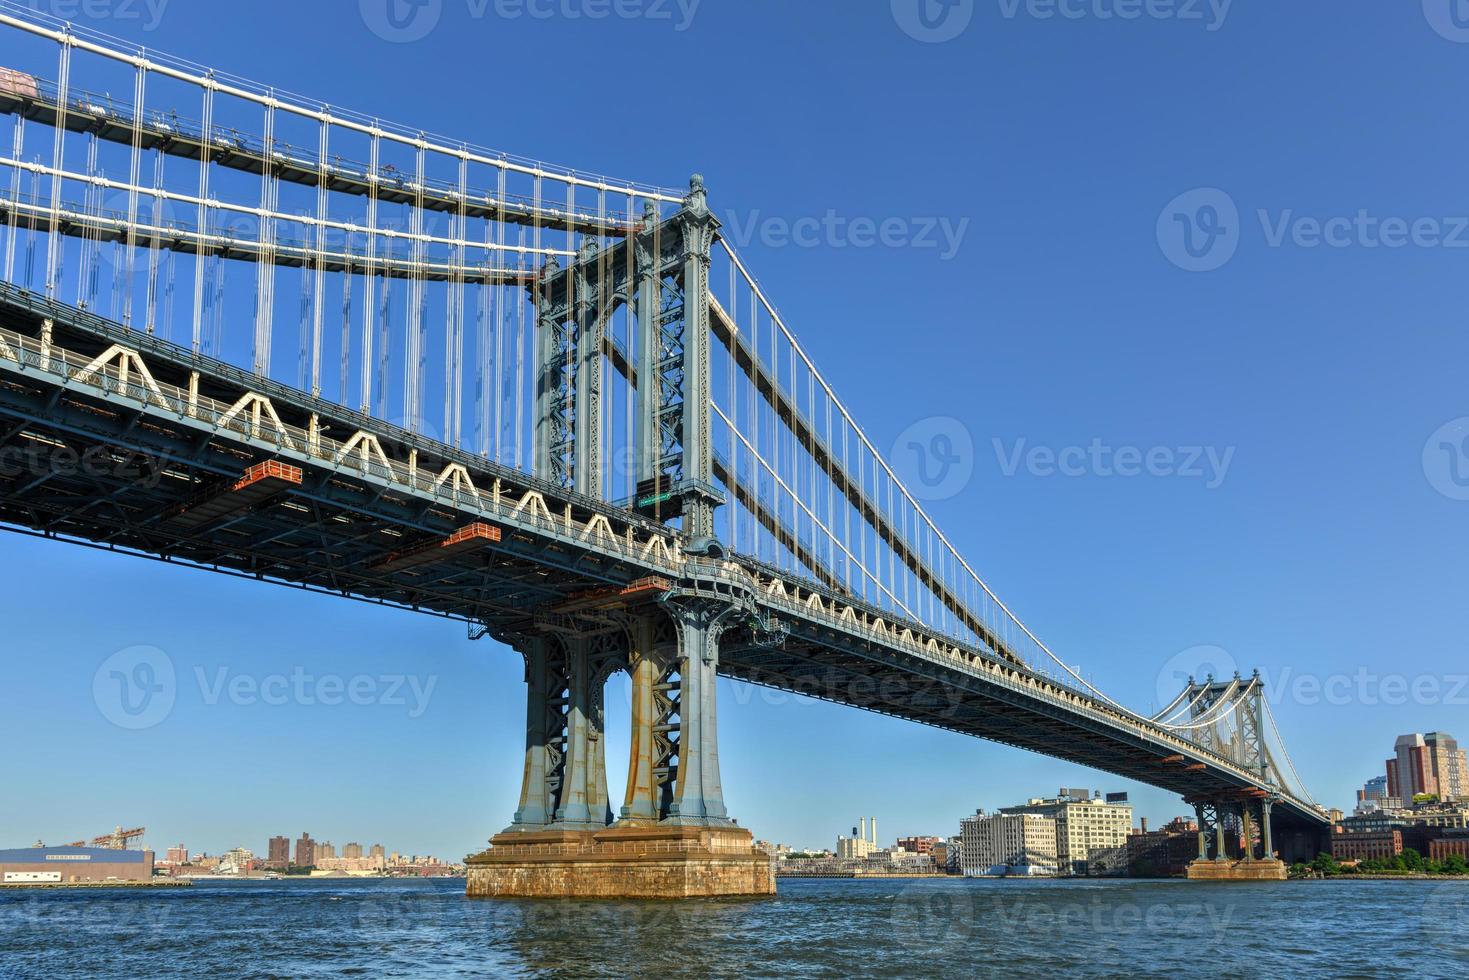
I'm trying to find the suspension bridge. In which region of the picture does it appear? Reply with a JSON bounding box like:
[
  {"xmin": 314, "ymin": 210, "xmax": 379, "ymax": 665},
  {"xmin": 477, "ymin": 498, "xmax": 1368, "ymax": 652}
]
[{"xmin": 0, "ymin": 5, "xmax": 1329, "ymax": 896}]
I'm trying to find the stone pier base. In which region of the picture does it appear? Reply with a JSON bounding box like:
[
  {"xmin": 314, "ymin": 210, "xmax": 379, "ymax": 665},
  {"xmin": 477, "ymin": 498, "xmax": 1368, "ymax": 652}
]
[
  {"xmin": 465, "ymin": 826, "xmax": 776, "ymax": 899},
  {"xmin": 1185, "ymin": 858, "xmax": 1289, "ymax": 881}
]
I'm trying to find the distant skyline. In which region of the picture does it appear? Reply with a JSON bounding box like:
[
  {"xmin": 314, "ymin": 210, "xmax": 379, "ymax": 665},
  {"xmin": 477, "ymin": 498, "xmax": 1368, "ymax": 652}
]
[{"xmin": 3, "ymin": 2, "xmax": 1468, "ymax": 858}]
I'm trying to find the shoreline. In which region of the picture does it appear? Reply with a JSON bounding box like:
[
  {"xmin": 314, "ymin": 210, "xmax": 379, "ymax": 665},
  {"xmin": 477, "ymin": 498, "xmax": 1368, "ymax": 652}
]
[{"xmin": 1, "ymin": 880, "xmax": 193, "ymax": 889}]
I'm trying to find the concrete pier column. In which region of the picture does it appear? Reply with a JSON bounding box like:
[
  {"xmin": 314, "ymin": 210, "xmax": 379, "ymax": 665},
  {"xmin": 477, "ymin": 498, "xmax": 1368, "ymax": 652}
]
[
  {"xmin": 1241, "ymin": 803, "xmax": 1256, "ymax": 861},
  {"xmin": 665, "ymin": 600, "xmax": 734, "ymax": 826},
  {"xmin": 1193, "ymin": 805, "xmax": 1209, "ymax": 861}
]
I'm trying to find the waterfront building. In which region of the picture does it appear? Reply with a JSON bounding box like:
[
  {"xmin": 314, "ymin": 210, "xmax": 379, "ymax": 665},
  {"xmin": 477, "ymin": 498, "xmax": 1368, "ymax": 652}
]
[
  {"xmin": 1332, "ymin": 829, "xmax": 1403, "ymax": 863},
  {"xmin": 896, "ymin": 836, "xmax": 943, "ymax": 855},
  {"xmin": 958, "ymin": 810, "xmax": 1058, "ymax": 877},
  {"xmin": 266, "ymin": 836, "xmax": 290, "ymax": 869},
  {"xmin": 316, "ymin": 842, "xmax": 336, "ymax": 860},
  {"xmin": 835, "ymin": 817, "xmax": 879, "ymax": 861},
  {"xmin": 1428, "ymin": 832, "xmax": 1469, "ymax": 862},
  {"xmin": 370, "ymin": 844, "xmax": 385, "ymax": 860},
  {"xmin": 343, "ymin": 842, "xmax": 363, "ymax": 859},
  {"xmin": 0, "ymin": 846, "xmax": 154, "ymax": 883},
  {"xmin": 294, "ymin": 833, "xmax": 316, "ymax": 868},
  {"xmin": 164, "ymin": 844, "xmax": 188, "ymax": 865},
  {"xmin": 1001, "ymin": 794, "xmax": 1133, "ymax": 876},
  {"xmin": 1125, "ymin": 817, "xmax": 1199, "ymax": 876}
]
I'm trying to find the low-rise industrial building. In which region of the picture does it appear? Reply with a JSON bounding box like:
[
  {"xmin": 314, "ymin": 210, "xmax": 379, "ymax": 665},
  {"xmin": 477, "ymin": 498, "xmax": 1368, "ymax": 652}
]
[{"xmin": 0, "ymin": 846, "xmax": 154, "ymax": 883}]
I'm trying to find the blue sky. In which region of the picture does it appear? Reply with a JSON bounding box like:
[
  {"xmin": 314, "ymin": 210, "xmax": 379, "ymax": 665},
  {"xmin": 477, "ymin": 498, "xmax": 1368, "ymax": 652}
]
[{"xmin": 3, "ymin": 0, "xmax": 1468, "ymax": 857}]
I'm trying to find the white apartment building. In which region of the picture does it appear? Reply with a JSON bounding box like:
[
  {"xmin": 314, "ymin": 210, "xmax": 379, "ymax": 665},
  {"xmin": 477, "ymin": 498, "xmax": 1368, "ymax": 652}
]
[
  {"xmin": 958, "ymin": 810, "xmax": 1059, "ymax": 877},
  {"xmin": 1001, "ymin": 796, "xmax": 1133, "ymax": 876}
]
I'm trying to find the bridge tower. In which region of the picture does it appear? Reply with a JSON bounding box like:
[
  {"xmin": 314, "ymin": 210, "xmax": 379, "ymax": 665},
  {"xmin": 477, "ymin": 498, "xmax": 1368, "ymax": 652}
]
[
  {"xmin": 467, "ymin": 177, "xmax": 771, "ymax": 898},
  {"xmin": 1179, "ymin": 673, "xmax": 1288, "ymax": 880}
]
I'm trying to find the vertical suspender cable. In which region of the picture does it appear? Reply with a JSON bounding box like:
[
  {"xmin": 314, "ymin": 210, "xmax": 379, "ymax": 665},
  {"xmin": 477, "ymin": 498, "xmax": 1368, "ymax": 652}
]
[
  {"xmin": 491, "ymin": 162, "xmax": 508, "ymax": 461},
  {"xmin": 405, "ymin": 137, "xmax": 426, "ymax": 432},
  {"xmin": 449, "ymin": 150, "xmax": 468, "ymax": 446},
  {"xmin": 360, "ymin": 127, "xmax": 380, "ymax": 414},
  {"xmin": 2, "ymin": 113, "xmax": 22, "ymax": 284},
  {"xmin": 44, "ymin": 30, "xmax": 72, "ymax": 300},
  {"xmin": 310, "ymin": 109, "xmax": 330, "ymax": 397},
  {"xmin": 144, "ymin": 148, "xmax": 163, "ymax": 334},
  {"xmin": 255, "ymin": 96, "xmax": 279, "ymax": 375},
  {"xmin": 122, "ymin": 59, "xmax": 145, "ymax": 328},
  {"xmin": 727, "ymin": 257, "xmax": 738, "ymax": 552},
  {"xmin": 191, "ymin": 72, "xmax": 214, "ymax": 354}
]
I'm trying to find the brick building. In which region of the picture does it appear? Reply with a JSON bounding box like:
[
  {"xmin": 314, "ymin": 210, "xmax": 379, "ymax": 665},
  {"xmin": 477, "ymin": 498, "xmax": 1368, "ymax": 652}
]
[{"xmin": 1331, "ymin": 829, "xmax": 1402, "ymax": 863}]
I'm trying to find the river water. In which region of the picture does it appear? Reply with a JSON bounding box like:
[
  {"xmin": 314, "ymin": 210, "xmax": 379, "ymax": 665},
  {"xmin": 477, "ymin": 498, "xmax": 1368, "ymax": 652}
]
[{"xmin": 1, "ymin": 877, "xmax": 1465, "ymax": 978}]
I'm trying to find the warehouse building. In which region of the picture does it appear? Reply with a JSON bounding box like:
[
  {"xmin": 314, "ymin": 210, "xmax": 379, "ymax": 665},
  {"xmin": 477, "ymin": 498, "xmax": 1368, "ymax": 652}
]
[{"xmin": 0, "ymin": 846, "xmax": 155, "ymax": 883}]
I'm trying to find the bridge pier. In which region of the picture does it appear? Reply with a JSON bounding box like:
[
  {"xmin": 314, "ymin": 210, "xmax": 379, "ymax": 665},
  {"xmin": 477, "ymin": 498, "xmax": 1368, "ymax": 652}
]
[
  {"xmin": 467, "ymin": 605, "xmax": 774, "ymax": 899},
  {"xmin": 1184, "ymin": 792, "xmax": 1288, "ymax": 880}
]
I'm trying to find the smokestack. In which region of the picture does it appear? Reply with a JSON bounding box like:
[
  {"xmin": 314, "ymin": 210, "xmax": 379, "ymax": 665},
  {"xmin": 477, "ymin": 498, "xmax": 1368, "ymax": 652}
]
[
  {"xmin": 871, "ymin": 817, "xmax": 877, "ymax": 846},
  {"xmin": 859, "ymin": 817, "xmax": 866, "ymax": 842},
  {"xmin": 1141, "ymin": 817, "xmax": 1148, "ymax": 834}
]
